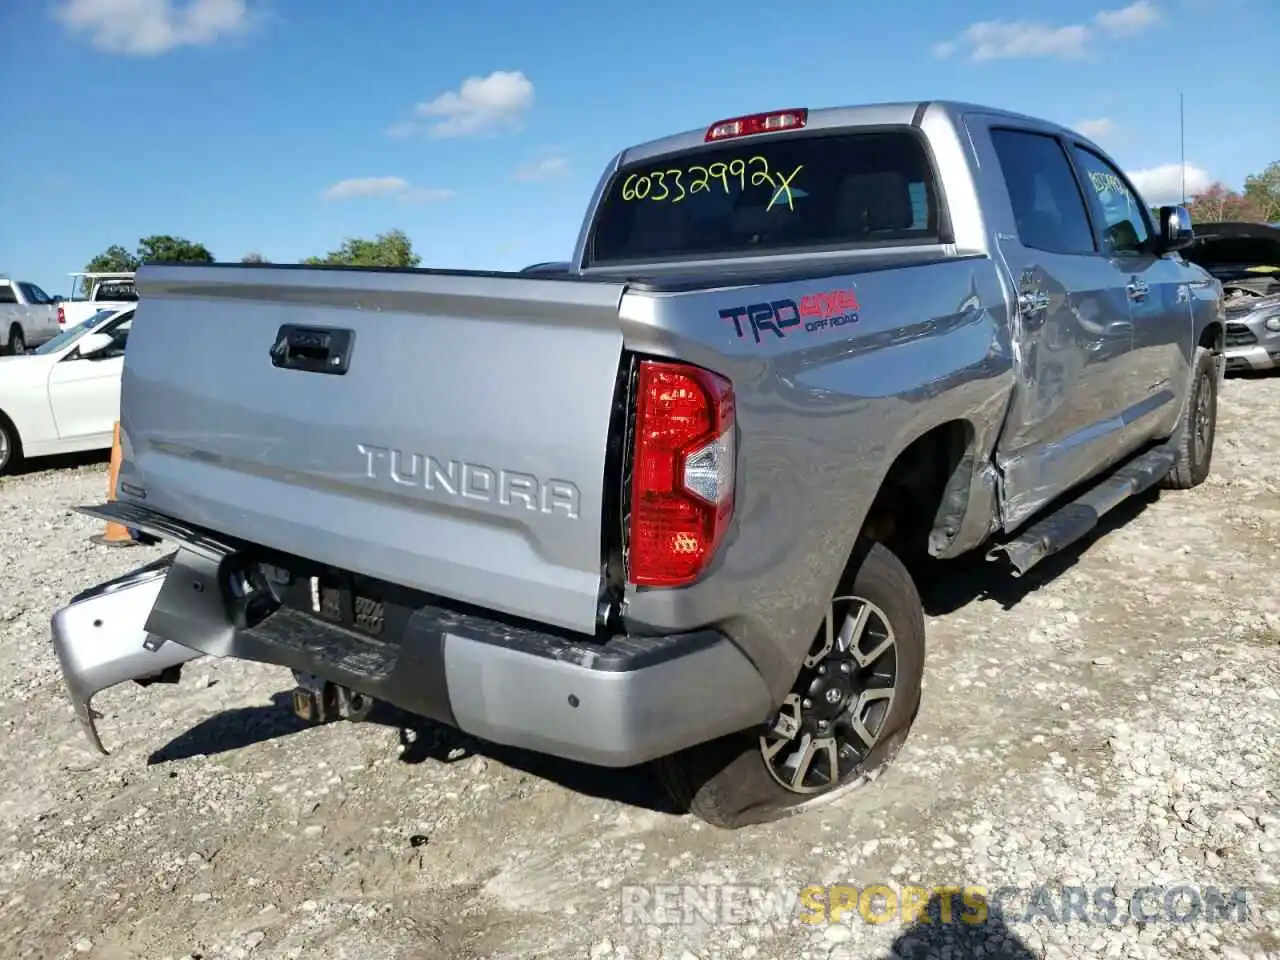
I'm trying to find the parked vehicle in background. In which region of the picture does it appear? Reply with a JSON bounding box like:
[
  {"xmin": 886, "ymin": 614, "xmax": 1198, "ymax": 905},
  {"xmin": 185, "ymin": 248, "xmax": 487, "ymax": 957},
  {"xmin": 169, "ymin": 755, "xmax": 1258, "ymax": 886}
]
[
  {"xmin": 519, "ymin": 260, "xmax": 573, "ymax": 274},
  {"xmin": 0, "ymin": 278, "xmax": 61, "ymax": 354},
  {"xmin": 1181, "ymin": 221, "xmax": 1280, "ymax": 373},
  {"xmin": 58, "ymin": 100, "xmax": 1225, "ymax": 828},
  {"xmin": 0, "ymin": 306, "xmax": 133, "ymax": 474},
  {"xmin": 56, "ymin": 272, "xmax": 138, "ymax": 329}
]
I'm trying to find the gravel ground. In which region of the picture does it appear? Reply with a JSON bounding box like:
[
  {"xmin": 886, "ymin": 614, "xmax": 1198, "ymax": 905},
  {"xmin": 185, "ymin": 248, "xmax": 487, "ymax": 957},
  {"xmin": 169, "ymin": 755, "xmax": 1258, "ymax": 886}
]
[{"xmin": 1, "ymin": 374, "xmax": 1278, "ymax": 960}]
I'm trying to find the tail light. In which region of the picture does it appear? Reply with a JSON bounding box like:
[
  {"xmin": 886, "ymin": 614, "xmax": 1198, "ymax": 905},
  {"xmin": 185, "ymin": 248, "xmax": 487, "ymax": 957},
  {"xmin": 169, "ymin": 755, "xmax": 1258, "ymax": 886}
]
[
  {"xmin": 57, "ymin": 306, "xmax": 65, "ymax": 326},
  {"xmin": 705, "ymin": 108, "xmax": 808, "ymax": 142},
  {"xmin": 627, "ymin": 360, "xmax": 736, "ymax": 587}
]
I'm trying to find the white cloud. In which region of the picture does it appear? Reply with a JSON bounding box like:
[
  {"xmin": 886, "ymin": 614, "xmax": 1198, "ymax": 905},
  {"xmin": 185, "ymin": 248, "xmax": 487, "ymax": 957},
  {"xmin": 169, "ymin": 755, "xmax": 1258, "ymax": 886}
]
[
  {"xmin": 409, "ymin": 70, "xmax": 534, "ymax": 139},
  {"xmin": 937, "ymin": 20, "xmax": 1091, "ymax": 60},
  {"xmin": 1125, "ymin": 163, "xmax": 1213, "ymax": 205},
  {"xmin": 934, "ymin": 2, "xmax": 1161, "ymax": 61},
  {"xmin": 385, "ymin": 121, "xmax": 418, "ymax": 140},
  {"xmin": 53, "ymin": 0, "xmax": 251, "ymax": 55},
  {"xmin": 321, "ymin": 177, "xmax": 454, "ymax": 204},
  {"xmin": 1095, "ymin": 0, "xmax": 1161, "ymax": 36},
  {"xmin": 1074, "ymin": 118, "xmax": 1116, "ymax": 139},
  {"xmin": 514, "ymin": 156, "xmax": 569, "ymax": 182},
  {"xmin": 323, "ymin": 177, "xmax": 409, "ymax": 201}
]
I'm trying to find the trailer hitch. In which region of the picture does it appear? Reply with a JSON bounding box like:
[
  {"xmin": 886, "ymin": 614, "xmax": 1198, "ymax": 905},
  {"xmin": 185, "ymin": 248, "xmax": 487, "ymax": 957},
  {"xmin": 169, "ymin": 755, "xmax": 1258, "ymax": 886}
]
[{"xmin": 289, "ymin": 670, "xmax": 375, "ymax": 724}]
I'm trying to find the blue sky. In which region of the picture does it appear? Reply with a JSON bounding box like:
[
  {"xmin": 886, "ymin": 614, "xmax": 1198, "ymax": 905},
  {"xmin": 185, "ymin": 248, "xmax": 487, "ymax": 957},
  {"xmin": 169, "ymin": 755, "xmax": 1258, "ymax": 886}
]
[{"xmin": 1, "ymin": 0, "xmax": 1277, "ymax": 296}]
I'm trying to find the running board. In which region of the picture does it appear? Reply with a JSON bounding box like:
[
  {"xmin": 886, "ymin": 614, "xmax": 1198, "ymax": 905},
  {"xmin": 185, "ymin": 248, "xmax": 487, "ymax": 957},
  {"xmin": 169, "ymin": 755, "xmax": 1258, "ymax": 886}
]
[{"xmin": 986, "ymin": 446, "xmax": 1176, "ymax": 578}]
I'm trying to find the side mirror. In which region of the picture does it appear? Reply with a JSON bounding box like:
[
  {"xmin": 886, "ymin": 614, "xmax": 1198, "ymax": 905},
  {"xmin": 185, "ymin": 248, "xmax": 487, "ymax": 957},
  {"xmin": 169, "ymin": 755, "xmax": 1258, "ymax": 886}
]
[
  {"xmin": 1157, "ymin": 204, "xmax": 1195, "ymax": 253},
  {"xmin": 75, "ymin": 332, "xmax": 116, "ymax": 358}
]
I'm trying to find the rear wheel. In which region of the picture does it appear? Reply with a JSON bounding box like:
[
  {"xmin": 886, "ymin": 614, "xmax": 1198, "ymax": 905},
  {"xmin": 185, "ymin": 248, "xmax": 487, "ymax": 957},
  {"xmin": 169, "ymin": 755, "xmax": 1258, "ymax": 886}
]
[
  {"xmin": 1160, "ymin": 346, "xmax": 1218, "ymax": 490},
  {"xmin": 0, "ymin": 415, "xmax": 22, "ymax": 476},
  {"xmin": 4, "ymin": 324, "xmax": 25, "ymax": 356},
  {"xmin": 655, "ymin": 540, "xmax": 925, "ymax": 828}
]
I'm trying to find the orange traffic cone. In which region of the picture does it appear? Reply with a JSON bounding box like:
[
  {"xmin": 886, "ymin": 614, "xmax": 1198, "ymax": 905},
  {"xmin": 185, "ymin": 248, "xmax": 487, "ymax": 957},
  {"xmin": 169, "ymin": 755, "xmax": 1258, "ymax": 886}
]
[{"xmin": 90, "ymin": 421, "xmax": 137, "ymax": 548}]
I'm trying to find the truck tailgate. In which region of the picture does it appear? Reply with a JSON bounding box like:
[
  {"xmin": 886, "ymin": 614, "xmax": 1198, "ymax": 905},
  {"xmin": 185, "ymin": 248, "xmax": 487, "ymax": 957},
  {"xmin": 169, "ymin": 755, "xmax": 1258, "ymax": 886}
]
[{"xmin": 119, "ymin": 265, "xmax": 628, "ymax": 635}]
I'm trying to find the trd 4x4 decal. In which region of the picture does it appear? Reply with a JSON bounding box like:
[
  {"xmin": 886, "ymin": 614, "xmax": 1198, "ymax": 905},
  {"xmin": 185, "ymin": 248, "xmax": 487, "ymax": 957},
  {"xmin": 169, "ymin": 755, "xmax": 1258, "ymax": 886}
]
[{"xmin": 719, "ymin": 288, "xmax": 860, "ymax": 343}]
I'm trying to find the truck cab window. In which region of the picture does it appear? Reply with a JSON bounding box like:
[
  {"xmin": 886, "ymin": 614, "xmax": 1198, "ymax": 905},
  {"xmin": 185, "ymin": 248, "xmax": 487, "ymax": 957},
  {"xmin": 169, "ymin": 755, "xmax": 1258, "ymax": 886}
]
[
  {"xmin": 588, "ymin": 128, "xmax": 941, "ymax": 265},
  {"xmin": 95, "ymin": 281, "xmax": 138, "ymax": 301},
  {"xmin": 20, "ymin": 283, "xmax": 52, "ymax": 304},
  {"xmin": 0, "ymin": 285, "xmax": 17, "ymax": 304},
  {"xmin": 990, "ymin": 129, "xmax": 1096, "ymax": 256},
  {"xmin": 1071, "ymin": 146, "xmax": 1152, "ymax": 256}
]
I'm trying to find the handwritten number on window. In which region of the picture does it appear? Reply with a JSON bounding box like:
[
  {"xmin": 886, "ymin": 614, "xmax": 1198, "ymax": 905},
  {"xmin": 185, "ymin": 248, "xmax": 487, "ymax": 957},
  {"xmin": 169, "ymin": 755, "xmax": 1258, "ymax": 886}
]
[{"xmin": 620, "ymin": 156, "xmax": 804, "ymax": 211}]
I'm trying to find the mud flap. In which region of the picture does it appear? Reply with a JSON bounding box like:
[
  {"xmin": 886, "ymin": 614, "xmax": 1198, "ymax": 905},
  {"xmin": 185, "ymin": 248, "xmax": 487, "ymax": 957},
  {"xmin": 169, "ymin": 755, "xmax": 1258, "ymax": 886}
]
[{"xmin": 50, "ymin": 555, "xmax": 204, "ymax": 754}]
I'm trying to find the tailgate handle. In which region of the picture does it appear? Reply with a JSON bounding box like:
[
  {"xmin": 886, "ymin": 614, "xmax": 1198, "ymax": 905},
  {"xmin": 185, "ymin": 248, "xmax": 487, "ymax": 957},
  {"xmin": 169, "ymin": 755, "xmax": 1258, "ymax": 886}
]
[{"xmin": 270, "ymin": 324, "xmax": 354, "ymax": 375}]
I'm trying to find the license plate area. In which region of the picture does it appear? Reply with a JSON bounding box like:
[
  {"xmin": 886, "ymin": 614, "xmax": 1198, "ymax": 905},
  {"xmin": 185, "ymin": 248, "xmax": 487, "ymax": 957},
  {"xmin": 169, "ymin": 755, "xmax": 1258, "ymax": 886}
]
[
  {"xmin": 263, "ymin": 564, "xmax": 397, "ymax": 642},
  {"xmin": 352, "ymin": 593, "xmax": 385, "ymax": 635},
  {"xmin": 314, "ymin": 575, "xmax": 385, "ymax": 638}
]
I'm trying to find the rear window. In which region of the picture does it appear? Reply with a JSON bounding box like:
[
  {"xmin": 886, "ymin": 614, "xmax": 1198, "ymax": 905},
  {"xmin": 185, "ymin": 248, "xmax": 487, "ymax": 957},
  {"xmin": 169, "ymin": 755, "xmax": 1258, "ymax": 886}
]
[
  {"xmin": 587, "ymin": 128, "xmax": 942, "ymax": 266},
  {"xmin": 19, "ymin": 283, "xmax": 53, "ymax": 304},
  {"xmin": 94, "ymin": 280, "xmax": 137, "ymax": 301}
]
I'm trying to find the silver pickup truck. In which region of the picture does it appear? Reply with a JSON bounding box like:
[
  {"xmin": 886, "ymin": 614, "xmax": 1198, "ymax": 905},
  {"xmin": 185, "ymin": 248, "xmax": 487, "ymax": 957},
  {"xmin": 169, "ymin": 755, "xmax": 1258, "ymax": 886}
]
[
  {"xmin": 55, "ymin": 100, "xmax": 1225, "ymax": 829},
  {"xmin": 0, "ymin": 277, "xmax": 61, "ymax": 354}
]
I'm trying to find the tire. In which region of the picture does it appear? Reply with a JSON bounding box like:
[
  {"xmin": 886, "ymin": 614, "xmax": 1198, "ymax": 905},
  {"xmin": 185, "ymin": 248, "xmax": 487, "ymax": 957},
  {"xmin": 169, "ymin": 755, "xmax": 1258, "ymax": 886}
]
[
  {"xmin": 4, "ymin": 324, "xmax": 25, "ymax": 357},
  {"xmin": 0, "ymin": 414, "xmax": 23, "ymax": 476},
  {"xmin": 654, "ymin": 540, "xmax": 926, "ymax": 829},
  {"xmin": 1160, "ymin": 346, "xmax": 1218, "ymax": 490}
]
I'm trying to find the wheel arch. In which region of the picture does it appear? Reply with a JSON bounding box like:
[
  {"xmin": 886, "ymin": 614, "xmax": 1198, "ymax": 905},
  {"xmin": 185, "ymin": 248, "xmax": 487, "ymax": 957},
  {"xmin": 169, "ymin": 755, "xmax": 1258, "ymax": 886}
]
[
  {"xmin": 1198, "ymin": 319, "xmax": 1224, "ymax": 354},
  {"xmin": 0, "ymin": 405, "xmax": 24, "ymax": 470},
  {"xmin": 857, "ymin": 417, "xmax": 985, "ymax": 565}
]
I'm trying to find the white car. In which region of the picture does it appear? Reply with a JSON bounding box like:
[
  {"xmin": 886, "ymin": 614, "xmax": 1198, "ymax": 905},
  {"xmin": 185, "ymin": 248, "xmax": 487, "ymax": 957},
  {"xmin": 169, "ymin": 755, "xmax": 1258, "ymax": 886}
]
[{"xmin": 0, "ymin": 306, "xmax": 133, "ymax": 475}]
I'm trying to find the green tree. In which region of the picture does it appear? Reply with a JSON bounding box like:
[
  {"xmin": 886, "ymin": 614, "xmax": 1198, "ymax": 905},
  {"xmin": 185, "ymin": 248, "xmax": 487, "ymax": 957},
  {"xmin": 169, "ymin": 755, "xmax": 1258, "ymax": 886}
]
[
  {"xmin": 81, "ymin": 236, "xmax": 216, "ymax": 294},
  {"xmin": 1242, "ymin": 161, "xmax": 1280, "ymax": 223},
  {"xmin": 137, "ymin": 235, "xmax": 215, "ymax": 264},
  {"xmin": 240, "ymin": 252, "xmax": 270, "ymax": 263},
  {"xmin": 304, "ymin": 229, "xmax": 421, "ymax": 268}
]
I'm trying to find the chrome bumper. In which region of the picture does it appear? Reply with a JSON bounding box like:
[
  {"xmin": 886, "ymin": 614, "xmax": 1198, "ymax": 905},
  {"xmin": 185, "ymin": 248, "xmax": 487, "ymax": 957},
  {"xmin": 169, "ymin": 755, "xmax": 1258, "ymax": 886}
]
[
  {"xmin": 1223, "ymin": 343, "xmax": 1280, "ymax": 372},
  {"xmin": 51, "ymin": 554, "xmax": 204, "ymax": 754}
]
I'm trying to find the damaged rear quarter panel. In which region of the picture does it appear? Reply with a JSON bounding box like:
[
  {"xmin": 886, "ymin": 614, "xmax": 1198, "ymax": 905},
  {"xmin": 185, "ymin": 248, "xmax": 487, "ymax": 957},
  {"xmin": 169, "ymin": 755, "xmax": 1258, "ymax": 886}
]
[{"xmin": 616, "ymin": 256, "xmax": 1015, "ymax": 699}]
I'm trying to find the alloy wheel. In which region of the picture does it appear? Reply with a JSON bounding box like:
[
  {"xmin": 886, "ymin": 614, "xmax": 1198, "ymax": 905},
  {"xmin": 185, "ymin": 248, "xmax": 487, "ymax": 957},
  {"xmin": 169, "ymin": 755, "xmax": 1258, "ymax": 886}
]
[
  {"xmin": 1194, "ymin": 376, "xmax": 1213, "ymax": 457},
  {"xmin": 760, "ymin": 595, "xmax": 899, "ymax": 794}
]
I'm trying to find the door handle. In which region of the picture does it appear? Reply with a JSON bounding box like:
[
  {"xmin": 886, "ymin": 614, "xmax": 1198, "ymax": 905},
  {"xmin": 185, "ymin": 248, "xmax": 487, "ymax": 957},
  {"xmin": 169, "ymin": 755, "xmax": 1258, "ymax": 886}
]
[
  {"xmin": 1126, "ymin": 279, "xmax": 1149, "ymax": 301},
  {"xmin": 1017, "ymin": 290, "xmax": 1050, "ymax": 331},
  {"xmin": 1018, "ymin": 291, "xmax": 1050, "ymax": 314},
  {"xmin": 269, "ymin": 324, "xmax": 355, "ymax": 375}
]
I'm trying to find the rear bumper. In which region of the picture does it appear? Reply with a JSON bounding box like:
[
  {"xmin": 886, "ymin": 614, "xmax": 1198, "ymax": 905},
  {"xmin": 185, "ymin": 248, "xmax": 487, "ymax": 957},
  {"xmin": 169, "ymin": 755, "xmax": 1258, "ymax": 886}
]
[
  {"xmin": 59, "ymin": 505, "xmax": 774, "ymax": 768},
  {"xmin": 50, "ymin": 554, "xmax": 204, "ymax": 754}
]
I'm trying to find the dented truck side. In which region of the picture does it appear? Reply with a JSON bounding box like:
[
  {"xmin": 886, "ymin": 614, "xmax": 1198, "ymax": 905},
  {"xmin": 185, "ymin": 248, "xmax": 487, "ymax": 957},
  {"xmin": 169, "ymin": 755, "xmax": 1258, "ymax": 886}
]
[{"xmin": 55, "ymin": 101, "xmax": 1225, "ymax": 828}]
